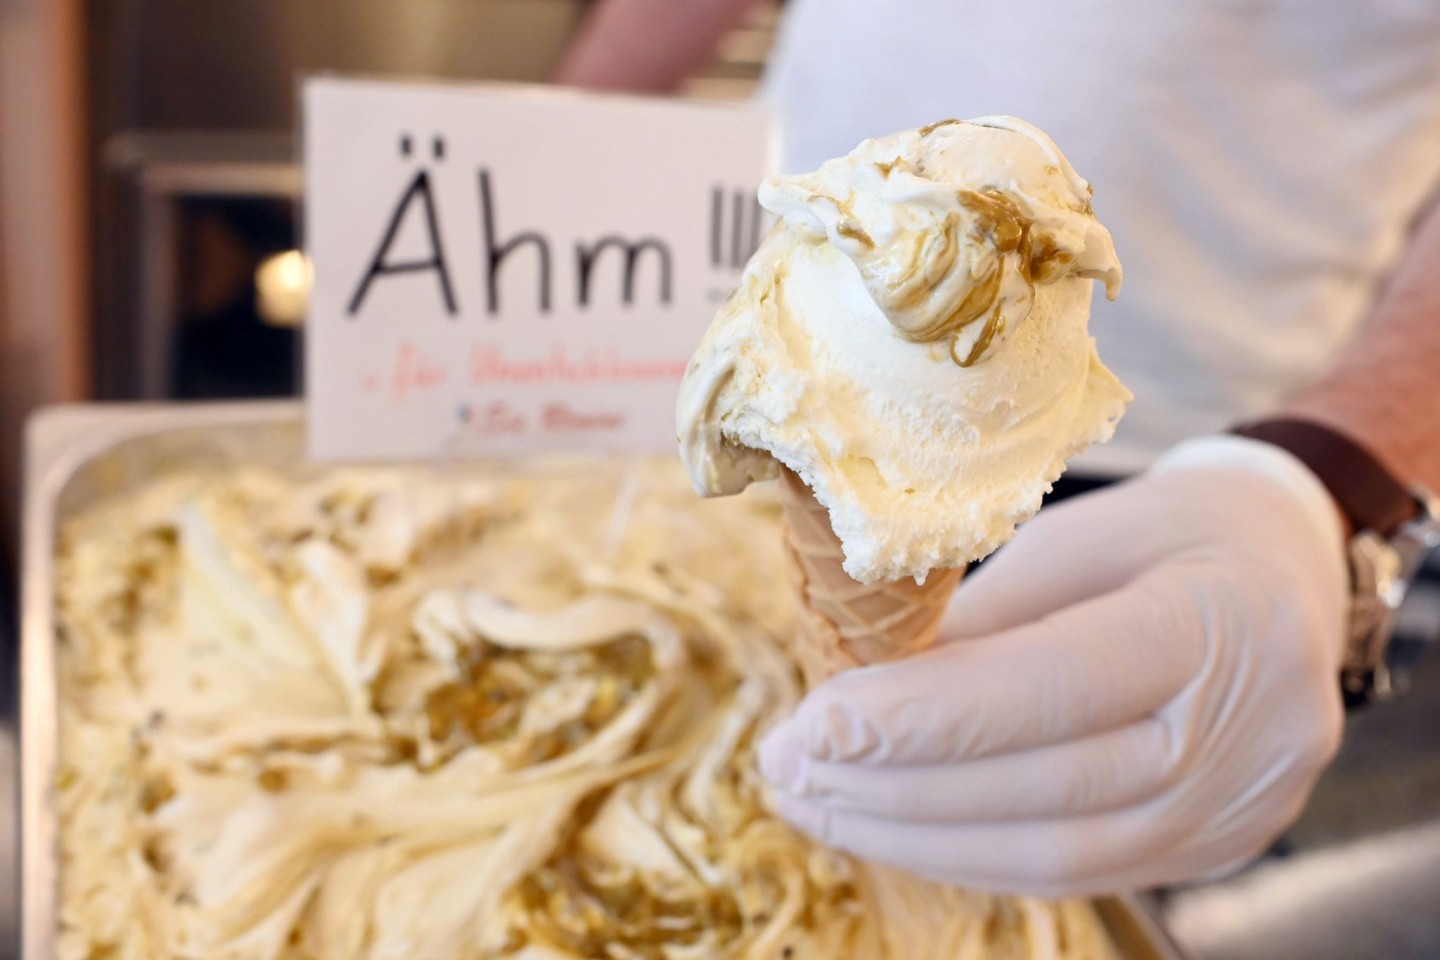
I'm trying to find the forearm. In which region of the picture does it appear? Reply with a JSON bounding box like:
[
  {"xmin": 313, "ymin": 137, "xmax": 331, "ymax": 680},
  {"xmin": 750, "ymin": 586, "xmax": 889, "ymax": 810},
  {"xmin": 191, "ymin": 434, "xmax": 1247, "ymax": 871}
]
[
  {"xmin": 1277, "ymin": 192, "xmax": 1440, "ymax": 493},
  {"xmin": 555, "ymin": 0, "xmax": 764, "ymax": 93}
]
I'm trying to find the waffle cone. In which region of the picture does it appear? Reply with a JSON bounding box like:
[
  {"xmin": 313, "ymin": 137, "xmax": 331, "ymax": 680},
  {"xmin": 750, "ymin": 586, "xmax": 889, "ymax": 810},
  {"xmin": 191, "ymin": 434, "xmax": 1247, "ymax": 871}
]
[{"xmin": 777, "ymin": 468, "xmax": 963, "ymax": 686}]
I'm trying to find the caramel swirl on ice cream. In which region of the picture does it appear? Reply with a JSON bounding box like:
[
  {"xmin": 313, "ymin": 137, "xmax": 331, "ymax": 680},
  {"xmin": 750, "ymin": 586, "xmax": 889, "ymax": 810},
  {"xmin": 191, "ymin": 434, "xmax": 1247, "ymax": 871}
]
[{"xmin": 678, "ymin": 117, "xmax": 1130, "ymax": 582}]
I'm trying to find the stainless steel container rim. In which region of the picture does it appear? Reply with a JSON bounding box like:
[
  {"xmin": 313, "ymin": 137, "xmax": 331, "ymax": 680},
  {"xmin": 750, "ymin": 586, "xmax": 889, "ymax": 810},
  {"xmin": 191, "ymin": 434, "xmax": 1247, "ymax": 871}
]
[{"xmin": 20, "ymin": 401, "xmax": 300, "ymax": 960}]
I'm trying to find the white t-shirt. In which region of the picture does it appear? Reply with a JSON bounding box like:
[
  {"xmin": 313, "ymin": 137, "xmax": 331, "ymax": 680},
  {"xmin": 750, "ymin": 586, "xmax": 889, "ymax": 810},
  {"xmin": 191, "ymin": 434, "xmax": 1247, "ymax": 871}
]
[{"xmin": 761, "ymin": 0, "xmax": 1440, "ymax": 474}]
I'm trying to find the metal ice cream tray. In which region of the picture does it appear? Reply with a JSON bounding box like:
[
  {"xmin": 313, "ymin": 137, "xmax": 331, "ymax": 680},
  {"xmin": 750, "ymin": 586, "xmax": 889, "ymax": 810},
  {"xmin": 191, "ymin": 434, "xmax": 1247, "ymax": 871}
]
[{"xmin": 17, "ymin": 402, "xmax": 1191, "ymax": 960}]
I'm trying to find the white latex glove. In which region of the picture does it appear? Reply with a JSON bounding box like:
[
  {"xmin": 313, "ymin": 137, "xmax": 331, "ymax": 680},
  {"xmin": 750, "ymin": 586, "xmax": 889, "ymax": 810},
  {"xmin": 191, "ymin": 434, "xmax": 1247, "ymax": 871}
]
[{"xmin": 759, "ymin": 435, "xmax": 1350, "ymax": 896}]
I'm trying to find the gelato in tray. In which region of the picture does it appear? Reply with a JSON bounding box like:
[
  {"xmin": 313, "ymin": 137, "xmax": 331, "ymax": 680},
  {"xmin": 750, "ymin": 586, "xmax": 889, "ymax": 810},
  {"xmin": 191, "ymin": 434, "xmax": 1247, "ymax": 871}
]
[{"xmin": 54, "ymin": 456, "xmax": 1118, "ymax": 960}]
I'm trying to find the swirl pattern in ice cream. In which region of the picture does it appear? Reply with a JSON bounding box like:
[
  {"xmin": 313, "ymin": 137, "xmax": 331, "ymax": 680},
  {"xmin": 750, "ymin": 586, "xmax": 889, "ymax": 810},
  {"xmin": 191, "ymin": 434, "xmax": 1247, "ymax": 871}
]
[
  {"xmin": 56, "ymin": 462, "xmax": 1118, "ymax": 960},
  {"xmin": 677, "ymin": 117, "xmax": 1130, "ymax": 582}
]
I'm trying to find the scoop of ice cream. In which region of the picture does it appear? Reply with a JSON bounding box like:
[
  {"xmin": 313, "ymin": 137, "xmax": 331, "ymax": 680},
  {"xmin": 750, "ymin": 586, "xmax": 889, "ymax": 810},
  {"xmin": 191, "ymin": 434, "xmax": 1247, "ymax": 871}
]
[{"xmin": 677, "ymin": 117, "xmax": 1130, "ymax": 583}]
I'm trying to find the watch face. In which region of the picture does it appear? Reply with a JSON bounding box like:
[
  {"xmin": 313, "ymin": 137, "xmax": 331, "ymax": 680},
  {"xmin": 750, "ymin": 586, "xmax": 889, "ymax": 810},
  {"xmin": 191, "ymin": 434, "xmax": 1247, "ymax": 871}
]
[
  {"xmin": 1346, "ymin": 533, "xmax": 1400, "ymax": 680},
  {"xmin": 1345, "ymin": 512, "xmax": 1440, "ymax": 705}
]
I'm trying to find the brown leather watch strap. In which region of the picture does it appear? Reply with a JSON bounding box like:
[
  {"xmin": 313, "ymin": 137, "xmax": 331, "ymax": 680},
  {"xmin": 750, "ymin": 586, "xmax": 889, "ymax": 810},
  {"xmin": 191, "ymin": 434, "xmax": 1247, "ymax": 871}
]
[{"xmin": 1231, "ymin": 418, "xmax": 1417, "ymax": 536}]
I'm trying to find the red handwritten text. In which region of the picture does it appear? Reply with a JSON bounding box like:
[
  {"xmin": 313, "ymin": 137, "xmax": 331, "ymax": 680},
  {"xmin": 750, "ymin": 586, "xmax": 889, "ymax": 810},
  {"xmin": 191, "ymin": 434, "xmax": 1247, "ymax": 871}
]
[
  {"xmin": 470, "ymin": 342, "xmax": 686, "ymax": 385},
  {"xmin": 541, "ymin": 403, "xmax": 626, "ymax": 433},
  {"xmin": 391, "ymin": 341, "xmax": 450, "ymax": 400}
]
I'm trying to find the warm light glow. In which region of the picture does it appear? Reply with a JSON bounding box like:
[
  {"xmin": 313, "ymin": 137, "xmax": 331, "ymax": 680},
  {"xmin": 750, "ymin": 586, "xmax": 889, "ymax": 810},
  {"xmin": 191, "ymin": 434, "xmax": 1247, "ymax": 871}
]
[{"xmin": 255, "ymin": 250, "xmax": 312, "ymax": 327}]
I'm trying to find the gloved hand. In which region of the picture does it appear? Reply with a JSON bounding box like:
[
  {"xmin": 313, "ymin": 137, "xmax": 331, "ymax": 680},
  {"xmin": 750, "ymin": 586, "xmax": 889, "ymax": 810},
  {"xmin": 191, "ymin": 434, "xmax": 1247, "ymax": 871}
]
[{"xmin": 759, "ymin": 435, "xmax": 1351, "ymax": 896}]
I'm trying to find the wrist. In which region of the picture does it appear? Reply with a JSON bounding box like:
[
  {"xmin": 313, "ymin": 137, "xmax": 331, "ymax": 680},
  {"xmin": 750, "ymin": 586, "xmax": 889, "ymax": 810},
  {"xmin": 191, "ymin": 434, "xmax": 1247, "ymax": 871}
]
[
  {"xmin": 1273, "ymin": 388, "xmax": 1440, "ymax": 488},
  {"xmin": 1226, "ymin": 418, "xmax": 1440, "ymax": 705},
  {"xmin": 1230, "ymin": 416, "xmax": 1419, "ymax": 537}
]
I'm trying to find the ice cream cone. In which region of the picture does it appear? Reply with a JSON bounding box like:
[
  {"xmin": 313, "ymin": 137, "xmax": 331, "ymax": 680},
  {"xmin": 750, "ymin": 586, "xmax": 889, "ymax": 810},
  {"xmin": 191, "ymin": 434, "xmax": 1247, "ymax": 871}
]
[{"xmin": 777, "ymin": 468, "xmax": 963, "ymax": 686}]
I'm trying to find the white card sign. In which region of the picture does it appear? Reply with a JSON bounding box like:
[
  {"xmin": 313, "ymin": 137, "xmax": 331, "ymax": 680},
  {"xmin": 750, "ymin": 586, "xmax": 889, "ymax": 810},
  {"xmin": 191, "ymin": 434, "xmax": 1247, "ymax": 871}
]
[{"xmin": 303, "ymin": 77, "xmax": 774, "ymax": 460}]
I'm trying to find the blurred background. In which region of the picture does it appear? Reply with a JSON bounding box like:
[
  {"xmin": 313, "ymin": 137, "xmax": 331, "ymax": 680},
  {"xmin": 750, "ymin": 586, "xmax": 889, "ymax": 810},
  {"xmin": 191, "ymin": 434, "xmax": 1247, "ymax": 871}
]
[{"xmin": 0, "ymin": 0, "xmax": 779, "ymax": 561}]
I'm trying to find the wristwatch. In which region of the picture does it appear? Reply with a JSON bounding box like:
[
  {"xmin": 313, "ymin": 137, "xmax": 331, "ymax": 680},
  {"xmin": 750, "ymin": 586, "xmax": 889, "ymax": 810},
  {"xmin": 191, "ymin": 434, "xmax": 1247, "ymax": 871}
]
[{"xmin": 1232, "ymin": 418, "xmax": 1440, "ymax": 707}]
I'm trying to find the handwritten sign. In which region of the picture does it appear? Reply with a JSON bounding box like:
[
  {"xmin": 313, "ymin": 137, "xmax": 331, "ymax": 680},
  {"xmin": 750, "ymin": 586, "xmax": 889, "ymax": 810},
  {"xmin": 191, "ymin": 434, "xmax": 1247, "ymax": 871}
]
[{"xmin": 303, "ymin": 77, "xmax": 774, "ymax": 460}]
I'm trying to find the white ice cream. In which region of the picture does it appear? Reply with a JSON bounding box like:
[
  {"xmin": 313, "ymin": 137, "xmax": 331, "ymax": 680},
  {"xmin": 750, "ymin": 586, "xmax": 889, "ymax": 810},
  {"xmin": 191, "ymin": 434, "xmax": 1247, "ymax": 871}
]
[
  {"xmin": 678, "ymin": 117, "xmax": 1130, "ymax": 582},
  {"xmin": 56, "ymin": 461, "xmax": 1119, "ymax": 960}
]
